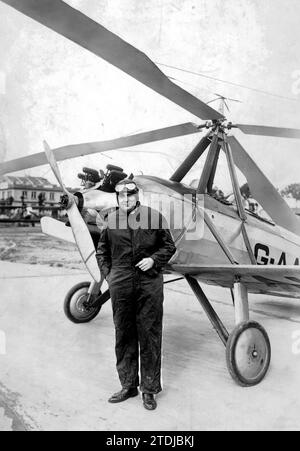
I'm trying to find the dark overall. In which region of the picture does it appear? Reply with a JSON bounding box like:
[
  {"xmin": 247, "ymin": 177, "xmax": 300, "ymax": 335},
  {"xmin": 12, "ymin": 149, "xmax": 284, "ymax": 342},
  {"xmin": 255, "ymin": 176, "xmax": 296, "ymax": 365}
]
[{"xmin": 96, "ymin": 205, "xmax": 176, "ymax": 394}]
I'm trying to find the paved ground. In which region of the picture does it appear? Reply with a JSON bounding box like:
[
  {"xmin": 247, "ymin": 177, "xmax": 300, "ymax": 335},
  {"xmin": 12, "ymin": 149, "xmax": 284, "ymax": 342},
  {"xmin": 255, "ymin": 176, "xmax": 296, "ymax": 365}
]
[
  {"xmin": 1, "ymin": 260, "xmax": 300, "ymax": 431},
  {"xmin": 0, "ymin": 225, "xmax": 82, "ymax": 269}
]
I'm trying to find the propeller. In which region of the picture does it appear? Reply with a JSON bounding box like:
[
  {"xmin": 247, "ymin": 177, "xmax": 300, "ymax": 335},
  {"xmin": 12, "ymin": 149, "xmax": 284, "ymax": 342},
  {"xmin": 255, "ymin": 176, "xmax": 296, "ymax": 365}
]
[
  {"xmin": 43, "ymin": 140, "xmax": 101, "ymax": 282},
  {"xmin": 1, "ymin": 0, "xmax": 223, "ymax": 122},
  {"xmin": 0, "ymin": 123, "xmax": 204, "ymax": 175},
  {"xmin": 236, "ymin": 124, "xmax": 300, "ymax": 140},
  {"xmin": 227, "ymin": 136, "xmax": 300, "ymax": 236}
]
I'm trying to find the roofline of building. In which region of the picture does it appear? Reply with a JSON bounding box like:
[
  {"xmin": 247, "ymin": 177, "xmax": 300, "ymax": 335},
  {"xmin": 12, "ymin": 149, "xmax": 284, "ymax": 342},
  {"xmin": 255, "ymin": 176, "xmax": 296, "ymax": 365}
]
[{"xmin": 0, "ymin": 186, "xmax": 63, "ymax": 191}]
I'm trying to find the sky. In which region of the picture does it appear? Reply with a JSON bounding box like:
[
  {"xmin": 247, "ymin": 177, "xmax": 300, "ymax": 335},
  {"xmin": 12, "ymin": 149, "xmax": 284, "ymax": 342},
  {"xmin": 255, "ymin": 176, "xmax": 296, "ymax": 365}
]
[{"xmin": 0, "ymin": 0, "xmax": 300, "ymax": 191}]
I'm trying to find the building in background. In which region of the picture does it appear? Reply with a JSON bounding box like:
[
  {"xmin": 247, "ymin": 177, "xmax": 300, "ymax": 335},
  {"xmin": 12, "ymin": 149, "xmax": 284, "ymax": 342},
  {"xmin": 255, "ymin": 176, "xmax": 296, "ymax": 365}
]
[{"xmin": 0, "ymin": 175, "xmax": 64, "ymax": 207}]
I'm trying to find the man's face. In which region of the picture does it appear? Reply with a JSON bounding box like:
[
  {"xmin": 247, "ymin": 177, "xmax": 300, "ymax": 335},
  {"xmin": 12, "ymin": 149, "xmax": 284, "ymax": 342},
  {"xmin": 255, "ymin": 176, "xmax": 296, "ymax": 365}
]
[{"xmin": 118, "ymin": 192, "xmax": 138, "ymax": 212}]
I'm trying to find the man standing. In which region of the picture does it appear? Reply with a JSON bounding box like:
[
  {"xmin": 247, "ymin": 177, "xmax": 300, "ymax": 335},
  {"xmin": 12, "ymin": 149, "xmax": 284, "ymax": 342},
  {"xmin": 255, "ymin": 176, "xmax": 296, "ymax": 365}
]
[{"xmin": 96, "ymin": 179, "xmax": 176, "ymax": 410}]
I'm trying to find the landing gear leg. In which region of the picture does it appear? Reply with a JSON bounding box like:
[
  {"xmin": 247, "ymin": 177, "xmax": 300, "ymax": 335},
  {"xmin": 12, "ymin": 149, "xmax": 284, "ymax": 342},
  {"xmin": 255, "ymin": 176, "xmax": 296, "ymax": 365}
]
[
  {"xmin": 186, "ymin": 276, "xmax": 271, "ymax": 387},
  {"xmin": 226, "ymin": 280, "xmax": 271, "ymax": 386},
  {"xmin": 186, "ymin": 275, "xmax": 229, "ymax": 346}
]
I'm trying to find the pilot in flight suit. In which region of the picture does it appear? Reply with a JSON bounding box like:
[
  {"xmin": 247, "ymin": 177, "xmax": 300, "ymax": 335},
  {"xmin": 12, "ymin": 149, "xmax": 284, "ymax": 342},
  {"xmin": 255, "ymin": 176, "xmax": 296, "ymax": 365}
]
[{"xmin": 96, "ymin": 179, "xmax": 176, "ymax": 410}]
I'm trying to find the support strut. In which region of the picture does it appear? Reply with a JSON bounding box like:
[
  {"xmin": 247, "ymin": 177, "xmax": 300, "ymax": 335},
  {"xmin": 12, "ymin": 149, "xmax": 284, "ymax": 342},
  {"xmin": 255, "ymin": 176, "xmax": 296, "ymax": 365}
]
[
  {"xmin": 222, "ymin": 135, "xmax": 257, "ymax": 265},
  {"xmin": 233, "ymin": 279, "xmax": 250, "ymax": 325},
  {"xmin": 170, "ymin": 131, "xmax": 212, "ymax": 183},
  {"xmin": 197, "ymin": 130, "xmax": 220, "ymax": 193},
  {"xmin": 186, "ymin": 275, "xmax": 229, "ymax": 346}
]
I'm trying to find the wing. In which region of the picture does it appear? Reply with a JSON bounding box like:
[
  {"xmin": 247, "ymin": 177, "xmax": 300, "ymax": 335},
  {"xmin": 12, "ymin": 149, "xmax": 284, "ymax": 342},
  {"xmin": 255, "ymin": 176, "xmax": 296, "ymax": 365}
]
[
  {"xmin": 1, "ymin": 0, "xmax": 222, "ymax": 122},
  {"xmin": 0, "ymin": 123, "xmax": 203, "ymax": 175},
  {"xmin": 172, "ymin": 264, "xmax": 300, "ymax": 299}
]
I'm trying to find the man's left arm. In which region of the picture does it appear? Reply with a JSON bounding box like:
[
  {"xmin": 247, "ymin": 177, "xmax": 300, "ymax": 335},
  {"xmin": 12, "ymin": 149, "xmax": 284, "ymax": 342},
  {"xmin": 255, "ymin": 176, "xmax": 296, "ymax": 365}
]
[
  {"xmin": 136, "ymin": 211, "xmax": 176, "ymax": 273},
  {"xmin": 150, "ymin": 227, "xmax": 177, "ymax": 271}
]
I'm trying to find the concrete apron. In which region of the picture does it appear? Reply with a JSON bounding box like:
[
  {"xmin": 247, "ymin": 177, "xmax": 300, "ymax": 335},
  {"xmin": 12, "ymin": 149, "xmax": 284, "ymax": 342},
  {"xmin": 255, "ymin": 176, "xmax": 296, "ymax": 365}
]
[{"xmin": 1, "ymin": 261, "xmax": 300, "ymax": 431}]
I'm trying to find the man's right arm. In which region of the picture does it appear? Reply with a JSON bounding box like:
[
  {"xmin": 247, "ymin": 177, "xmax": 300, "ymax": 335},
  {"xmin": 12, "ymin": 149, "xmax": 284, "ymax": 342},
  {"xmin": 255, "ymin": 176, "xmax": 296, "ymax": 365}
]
[{"xmin": 96, "ymin": 227, "xmax": 111, "ymax": 279}]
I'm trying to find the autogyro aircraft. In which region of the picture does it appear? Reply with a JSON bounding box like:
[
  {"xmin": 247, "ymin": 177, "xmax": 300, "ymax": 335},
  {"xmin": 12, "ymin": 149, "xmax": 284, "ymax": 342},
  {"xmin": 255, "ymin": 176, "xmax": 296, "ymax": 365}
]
[{"xmin": 2, "ymin": 0, "xmax": 300, "ymax": 388}]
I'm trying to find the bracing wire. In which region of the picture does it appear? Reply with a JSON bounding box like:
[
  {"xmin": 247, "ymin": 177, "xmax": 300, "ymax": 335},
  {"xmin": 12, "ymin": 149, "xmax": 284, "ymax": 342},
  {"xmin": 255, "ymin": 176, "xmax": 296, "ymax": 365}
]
[{"xmin": 156, "ymin": 62, "xmax": 300, "ymax": 103}]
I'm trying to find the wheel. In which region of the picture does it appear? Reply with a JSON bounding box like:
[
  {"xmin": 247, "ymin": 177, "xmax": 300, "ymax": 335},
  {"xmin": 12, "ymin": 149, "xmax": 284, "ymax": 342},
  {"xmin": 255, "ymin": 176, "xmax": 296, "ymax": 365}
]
[
  {"xmin": 226, "ymin": 321, "xmax": 271, "ymax": 387},
  {"xmin": 64, "ymin": 282, "xmax": 109, "ymax": 324}
]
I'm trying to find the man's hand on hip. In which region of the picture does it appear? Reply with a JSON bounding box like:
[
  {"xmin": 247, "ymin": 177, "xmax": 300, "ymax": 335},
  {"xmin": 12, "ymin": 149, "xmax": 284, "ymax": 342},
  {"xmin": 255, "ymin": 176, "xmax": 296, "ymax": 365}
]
[{"xmin": 136, "ymin": 258, "xmax": 155, "ymax": 272}]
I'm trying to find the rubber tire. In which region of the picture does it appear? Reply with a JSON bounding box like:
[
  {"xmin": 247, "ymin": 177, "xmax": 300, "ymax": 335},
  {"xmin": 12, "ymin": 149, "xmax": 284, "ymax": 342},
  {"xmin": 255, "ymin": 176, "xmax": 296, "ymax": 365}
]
[
  {"xmin": 226, "ymin": 321, "xmax": 271, "ymax": 387},
  {"xmin": 64, "ymin": 281, "xmax": 107, "ymax": 324}
]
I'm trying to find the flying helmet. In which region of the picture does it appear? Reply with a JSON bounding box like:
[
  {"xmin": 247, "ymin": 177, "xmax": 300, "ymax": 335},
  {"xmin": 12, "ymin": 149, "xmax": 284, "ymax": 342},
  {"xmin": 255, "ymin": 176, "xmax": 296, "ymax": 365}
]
[{"xmin": 115, "ymin": 178, "xmax": 139, "ymax": 196}]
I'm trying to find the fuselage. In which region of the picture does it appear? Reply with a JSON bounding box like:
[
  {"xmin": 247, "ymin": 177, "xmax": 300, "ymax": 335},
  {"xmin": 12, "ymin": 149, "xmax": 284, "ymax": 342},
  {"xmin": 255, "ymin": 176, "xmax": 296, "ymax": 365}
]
[{"xmin": 82, "ymin": 175, "xmax": 300, "ymax": 298}]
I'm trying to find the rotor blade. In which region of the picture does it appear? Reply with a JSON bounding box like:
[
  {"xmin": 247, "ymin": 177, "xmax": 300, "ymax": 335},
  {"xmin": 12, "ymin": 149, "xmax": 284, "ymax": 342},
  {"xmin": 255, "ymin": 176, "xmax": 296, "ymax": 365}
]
[
  {"xmin": 217, "ymin": 94, "xmax": 241, "ymax": 103},
  {"xmin": 227, "ymin": 136, "xmax": 300, "ymax": 235},
  {"xmin": 44, "ymin": 142, "xmax": 101, "ymax": 282},
  {"xmin": 228, "ymin": 98, "xmax": 242, "ymax": 103},
  {"xmin": 1, "ymin": 0, "xmax": 223, "ymax": 121},
  {"xmin": 237, "ymin": 124, "xmax": 300, "ymax": 139},
  {"xmin": 0, "ymin": 123, "xmax": 203, "ymax": 175}
]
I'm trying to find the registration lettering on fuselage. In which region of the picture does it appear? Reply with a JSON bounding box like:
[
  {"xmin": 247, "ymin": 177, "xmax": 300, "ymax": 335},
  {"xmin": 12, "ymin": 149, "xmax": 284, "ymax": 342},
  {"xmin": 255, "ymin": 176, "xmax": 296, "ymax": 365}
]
[{"xmin": 255, "ymin": 243, "xmax": 300, "ymax": 266}]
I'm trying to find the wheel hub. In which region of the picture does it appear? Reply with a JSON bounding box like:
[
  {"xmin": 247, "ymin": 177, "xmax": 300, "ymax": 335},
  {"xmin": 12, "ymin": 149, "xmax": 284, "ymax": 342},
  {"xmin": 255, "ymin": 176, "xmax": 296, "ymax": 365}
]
[
  {"xmin": 235, "ymin": 328, "xmax": 269, "ymax": 381},
  {"xmin": 76, "ymin": 294, "xmax": 90, "ymax": 313},
  {"xmin": 70, "ymin": 291, "xmax": 98, "ymax": 319}
]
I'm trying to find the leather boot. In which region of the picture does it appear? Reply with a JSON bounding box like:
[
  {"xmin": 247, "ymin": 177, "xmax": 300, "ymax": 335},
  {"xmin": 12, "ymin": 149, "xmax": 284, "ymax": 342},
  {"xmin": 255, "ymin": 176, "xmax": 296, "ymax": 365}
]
[
  {"xmin": 142, "ymin": 393, "xmax": 157, "ymax": 410},
  {"xmin": 108, "ymin": 387, "xmax": 139, "ymax": 403}
]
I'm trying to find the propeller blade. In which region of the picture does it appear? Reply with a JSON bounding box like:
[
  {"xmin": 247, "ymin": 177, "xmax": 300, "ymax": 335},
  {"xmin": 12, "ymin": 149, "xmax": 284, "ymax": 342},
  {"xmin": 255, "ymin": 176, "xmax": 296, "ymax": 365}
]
[
  {"xmin": 0, "ymin": 123, "xmax": 203, "ymax": 175},
  {"xmin": 44, "ymin": 141, "xmax": 101, "ymax": 282},
  {"xmin": 43, "ymin": 140, "xmax": 68, "ymax": 193},
  {"xmin": 1, "ymin": 0, "xmax": 223, "ymax": 121},
  {"xmin": 66, "ymin": 201, "xmax": 101, "ymax": 282},
  {"xmin": 41, "ymin": 217, "xmax": 75, "ymax": 244},
  {"xmin": 237, "ymin": 124, "xmax": 300, "ymax": 139},
  {"xmin": 227, "ymin": 136, "xmax": 300, "ymax": 236}
]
